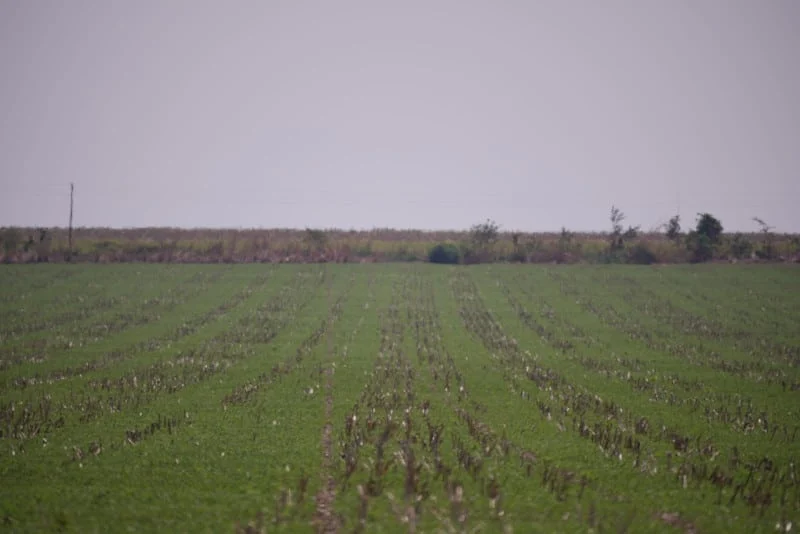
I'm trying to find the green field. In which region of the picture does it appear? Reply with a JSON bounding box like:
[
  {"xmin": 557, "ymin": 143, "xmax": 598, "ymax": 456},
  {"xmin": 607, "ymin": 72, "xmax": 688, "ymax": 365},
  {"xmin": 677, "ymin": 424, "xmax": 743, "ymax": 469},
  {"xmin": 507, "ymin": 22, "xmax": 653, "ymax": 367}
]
[{"xmin": 1, "ymin": 264, "xmax": 798, "ymax": 533}]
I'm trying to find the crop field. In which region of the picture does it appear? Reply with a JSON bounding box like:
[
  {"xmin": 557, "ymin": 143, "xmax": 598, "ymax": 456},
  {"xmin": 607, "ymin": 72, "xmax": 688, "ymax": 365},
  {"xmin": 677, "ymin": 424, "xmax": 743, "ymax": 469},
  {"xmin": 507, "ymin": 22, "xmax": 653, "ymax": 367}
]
[{"xmin": 0, "ymin": 264, "xmax": 798, "ymax": 533}]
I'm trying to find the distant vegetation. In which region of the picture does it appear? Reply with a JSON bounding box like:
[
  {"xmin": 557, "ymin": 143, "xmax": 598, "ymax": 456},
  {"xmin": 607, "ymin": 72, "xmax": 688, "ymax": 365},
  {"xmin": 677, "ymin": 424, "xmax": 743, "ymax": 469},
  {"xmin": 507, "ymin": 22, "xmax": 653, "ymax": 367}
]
[
  {"xmin": 428, "ymin": 243, "xmax": 461, "ymax": 264},
  {"xmin": 1, "ymin": 211, "xmax": 798, "ymax": 264}
]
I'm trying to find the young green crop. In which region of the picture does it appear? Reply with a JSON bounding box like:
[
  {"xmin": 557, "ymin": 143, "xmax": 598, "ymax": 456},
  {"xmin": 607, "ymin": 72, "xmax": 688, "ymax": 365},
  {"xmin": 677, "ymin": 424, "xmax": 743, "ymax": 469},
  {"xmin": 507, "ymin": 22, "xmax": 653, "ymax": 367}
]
[{"xmin": 0, "ymin": 264, "xmax": 797, "ymax": 533}]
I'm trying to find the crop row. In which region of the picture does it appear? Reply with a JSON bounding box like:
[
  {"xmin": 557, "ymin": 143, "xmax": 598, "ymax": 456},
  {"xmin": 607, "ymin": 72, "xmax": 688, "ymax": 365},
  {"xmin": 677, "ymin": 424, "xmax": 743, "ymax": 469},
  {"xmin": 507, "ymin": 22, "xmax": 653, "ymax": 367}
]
[
  {"xmin": 0, "ymin": 270, "xmax": 325, "ymax": 441},
  {"xmin": 7, "ymin": 271, "xmax": 275, "ymax": 389},
  {"xmin": 450, "ymin": 270, "xmax": 799, "ymax": 521},
  {"xmin": 497, "ymin": 275, "xmax": 797, "ymax": 437}
]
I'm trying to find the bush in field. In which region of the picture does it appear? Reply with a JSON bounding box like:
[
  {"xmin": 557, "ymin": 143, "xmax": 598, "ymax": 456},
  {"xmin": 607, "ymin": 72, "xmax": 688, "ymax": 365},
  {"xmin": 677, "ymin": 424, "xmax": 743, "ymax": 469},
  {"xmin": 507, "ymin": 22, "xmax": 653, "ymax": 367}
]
[
  {"xmin": 753, "ymin": 217, "xmax": 776, "ymax": 260},
  {"xmin": 509, "ymin": 232, "xmax": 527, "ymax": 262},
  {"xmin": 730, "ymin": 233, "xmax": 753, "ymax": 260},
  {"xmin": 627, "ymin": 242, "xmax": 658, "ymax": 264},
  {"xmin": 1, "ymin": 228, "xmax": 20, "ymax": 260},
  {"xmin": 470, "ymin": 219, "xmax": 499, "ymax": 247},
  {"xmin": 665, "ymin": 215, "xmax": 681, "ymax": 242},
  {"xmin": 457, "ymin": 244, "xmax": 476, "ymax": 264},
  {"xmin": 428, "ymin": 243, "xmax": 461, "ymax": 264},
  {"xmin": 606, "ymin": 206, "xmax": 639, "ymax": 262},
  {"xmin": 686, "ymin": 232, "xmax": 713, "ymax": 263},
  {"xmin": 466, "ymin": 219, "xmax": 500, "ymax": 262},
  {"xmin": 686, "ymin": 213, "xmax": 723, "ymax": 263},
  {"xmin": 695, "ymin": 213, "xmax": 723, "ymax": 244}
]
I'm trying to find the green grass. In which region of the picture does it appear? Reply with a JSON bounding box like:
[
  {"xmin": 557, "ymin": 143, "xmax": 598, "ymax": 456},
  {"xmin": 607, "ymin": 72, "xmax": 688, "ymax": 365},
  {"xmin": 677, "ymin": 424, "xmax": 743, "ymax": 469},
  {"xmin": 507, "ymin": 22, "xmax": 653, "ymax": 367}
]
[{"xmin": 0, "ymin": 264, "xmax": 798, "ymax": 533}]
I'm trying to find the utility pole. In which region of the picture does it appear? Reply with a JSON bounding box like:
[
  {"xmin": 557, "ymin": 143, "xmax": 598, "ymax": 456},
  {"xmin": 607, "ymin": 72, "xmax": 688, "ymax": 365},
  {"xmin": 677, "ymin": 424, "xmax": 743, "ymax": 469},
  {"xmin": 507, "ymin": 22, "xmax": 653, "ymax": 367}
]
[{"xmin": 68, "ymin": 183, "xmax": 74, "ymax": 262}]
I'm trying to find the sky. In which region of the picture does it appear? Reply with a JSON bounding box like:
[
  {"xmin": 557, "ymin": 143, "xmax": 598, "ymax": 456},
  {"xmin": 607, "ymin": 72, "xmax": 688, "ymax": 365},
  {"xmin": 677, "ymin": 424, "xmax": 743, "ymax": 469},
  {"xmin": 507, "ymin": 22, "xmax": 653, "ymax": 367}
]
[{"xmin": 1, "ymin": 1, "xmax": 798, "ymax": 232}]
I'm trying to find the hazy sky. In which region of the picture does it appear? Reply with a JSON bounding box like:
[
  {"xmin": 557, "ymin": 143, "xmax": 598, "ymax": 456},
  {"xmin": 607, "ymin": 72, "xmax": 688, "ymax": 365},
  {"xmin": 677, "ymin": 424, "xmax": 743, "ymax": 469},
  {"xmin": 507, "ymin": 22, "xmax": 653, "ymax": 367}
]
[{"xmin": 1, "ymin": 1, "xmax": 798, "ymax": 232}]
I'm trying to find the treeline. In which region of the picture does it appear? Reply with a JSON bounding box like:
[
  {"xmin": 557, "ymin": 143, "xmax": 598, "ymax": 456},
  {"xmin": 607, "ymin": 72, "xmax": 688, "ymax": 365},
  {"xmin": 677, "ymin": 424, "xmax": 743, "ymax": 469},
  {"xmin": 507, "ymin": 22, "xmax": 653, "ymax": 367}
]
[
  {"xmin": 1, "ymin": 212, "xmax": 798, "ymax": 265},
  {"xmin": 428, "ymin": 211, "xmax": 798, "ymax": 265}
]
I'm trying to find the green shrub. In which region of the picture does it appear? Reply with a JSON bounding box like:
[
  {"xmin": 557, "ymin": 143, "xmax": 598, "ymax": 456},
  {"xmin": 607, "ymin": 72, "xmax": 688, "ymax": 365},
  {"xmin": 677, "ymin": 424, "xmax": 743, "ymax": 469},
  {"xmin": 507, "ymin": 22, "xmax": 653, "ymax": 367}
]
[
  {"xmin": 696, "ymin": 213, "xmax": 723, "ymax": 244},
  {"xmin": 428, "ymin": 243, "xmax": 461, "ymax": 264},
  {"xmin": 627, "ymin": 242, "xmax": 657, "ymax": 264},
  {"xmin": 752, "ymin": 218, "xmax": 776, "ymax": 260},
  {"xmin": 686, "ymin": 232, "xmax": 713, "ymax": 263},
  {"xmin": 665, "ymin": 215, "xmax": 681, "ymax": 242},
  {"xmin": 507, "ymin": 250, "xmax": 527, "ymax": 263},
  {"xmin": 729, "ymin": 233, "xmax": 753, "ymax": 259},
  {"xmin": 1, "ymin": 228, "xmax": 20, "ymax": 258},
  {"xmin": 459, "ymin": 244, "xmax": 482, "ymax": 264}
]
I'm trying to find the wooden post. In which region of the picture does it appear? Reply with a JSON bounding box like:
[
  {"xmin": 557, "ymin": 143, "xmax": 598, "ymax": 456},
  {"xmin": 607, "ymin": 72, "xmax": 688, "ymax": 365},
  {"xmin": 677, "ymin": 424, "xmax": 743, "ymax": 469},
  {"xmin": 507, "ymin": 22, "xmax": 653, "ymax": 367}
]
[{"xmin": 68, "ymin": 183, "xmax": 74, "ymax": 262}]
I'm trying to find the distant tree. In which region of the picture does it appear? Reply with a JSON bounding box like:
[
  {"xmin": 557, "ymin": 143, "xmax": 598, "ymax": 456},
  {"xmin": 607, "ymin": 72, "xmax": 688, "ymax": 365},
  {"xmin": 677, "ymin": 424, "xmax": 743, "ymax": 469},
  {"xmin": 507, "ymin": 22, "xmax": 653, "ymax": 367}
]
[
  {"xmin": 609, "ymin": 205, "xmax": 624, "ymax": 248},
  {"xmin": 685, "ymin": 213, "xmax": 723, "ymax": 263},
  {"xmin": 695, "ymin": 213, "xmax": 723, "ymax": 244},
  {"xmin": 665, "ymin": 215, "xmax": 681, "ymax": 242},
  {"xmin": 470, "ymin": 219, "xmax": 499, "ymax": 248},
  {"xmin": 607, "ymin": 205, "xmax": 640, "ymax": 261},
  {"xmin": 467, "ymin": 219, "xmax": 500, "ymax": 262},
  {"xmin": 752, "ymin": 217, "xmax": 773, "ymax": 233},
  {"xmin": 752, "ymin": 217, "xmax": 776, "ymax": 260}
]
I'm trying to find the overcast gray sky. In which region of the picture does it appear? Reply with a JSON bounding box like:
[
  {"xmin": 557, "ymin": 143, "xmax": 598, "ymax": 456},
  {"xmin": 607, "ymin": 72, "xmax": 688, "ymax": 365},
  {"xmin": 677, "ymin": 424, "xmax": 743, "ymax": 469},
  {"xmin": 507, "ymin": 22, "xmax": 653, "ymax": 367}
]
[{"xmin": 1, "ymin": 1, "xmax": 798, "ymax": 232}]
